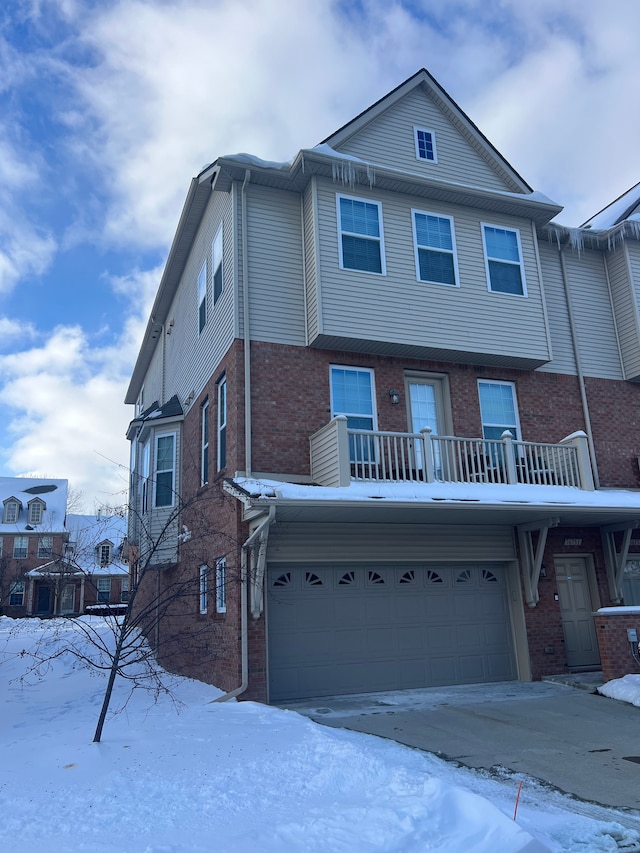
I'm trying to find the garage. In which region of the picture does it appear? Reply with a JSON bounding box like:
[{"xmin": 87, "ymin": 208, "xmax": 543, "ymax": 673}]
[{"xmin": 267, "ymin": 562, "xmax": 516, "ymax": 702}]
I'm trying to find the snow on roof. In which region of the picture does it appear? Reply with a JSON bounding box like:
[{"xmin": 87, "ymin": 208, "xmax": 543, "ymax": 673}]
[
  {"xmin": 64, "ymin": 513, "xmax": 128, "ymax": 575},
  {"xmin": 230, "ymin": 477, "xmax": 640, "ymax": 512},
  {"xmin": 0, "ymin": 477, "xmax": 68, "ymax": 533},
  {"xmin": 582, "ymin": 181, "xmax": 640, "ymax": 229},
  {"xmin": 220, "ymin": 151, "xmax": 294, "ymax": 171}
]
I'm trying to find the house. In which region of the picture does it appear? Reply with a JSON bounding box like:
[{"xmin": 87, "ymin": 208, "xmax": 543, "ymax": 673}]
[
  {"xmin": 0, "ymin": 477, "xmax": 69, "ymax": 617},
  {"xmin": 125, "ymin": 68, "xmax": 640, "ymax": 703},
  {"xmin": 27, "ymin": 513, "xmax": 130, "ymax": 616}
]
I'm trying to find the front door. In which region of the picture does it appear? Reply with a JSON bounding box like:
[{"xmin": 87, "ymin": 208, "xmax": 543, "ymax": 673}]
[
  {"xmin": 555, "ymin": 557, "xmax": 600, "ymax": 668},
  {"xmin": 408, "ymin": 380, "xmax": 444, "ymax": 474},
  {"xmin": 60, "ymin": 584, "xmax": 75, "ymax": 615},
  {"xmin": 36, "ymin": 584, "xmax": 51, "ymax": 615}
]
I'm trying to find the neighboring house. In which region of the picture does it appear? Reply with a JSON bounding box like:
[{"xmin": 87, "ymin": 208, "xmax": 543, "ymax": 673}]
[
  {"xmin": 125, "ymin": 68, "xmax": 640, "ymax": 703},
  {"xmin": 26, "ymin": 513, "xmax": 130, "ymax": 617},
  {"xmin": 0, "ymin": 478, "xmax": 68, "ymax": 617}
]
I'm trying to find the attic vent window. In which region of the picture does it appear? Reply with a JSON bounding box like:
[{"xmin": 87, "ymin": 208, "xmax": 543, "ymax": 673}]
[{"xmin": 414, "ymin": 127, "xmax": 437, "ymax": 163}]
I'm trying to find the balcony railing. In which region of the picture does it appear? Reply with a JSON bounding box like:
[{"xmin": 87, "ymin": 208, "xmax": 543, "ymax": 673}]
[{"xmin": 310, "ymin": 416, "xmax": 595, "ymax": 491}]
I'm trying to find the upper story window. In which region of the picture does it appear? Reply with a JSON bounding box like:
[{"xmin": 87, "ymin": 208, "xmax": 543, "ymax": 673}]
[
  {"xmin": 213, "ymin": 224, "xmax": 223, "ymax": 305},
  {"xmin": 13, "ymin": 536, "xmax": 28, "ymax": 559},
  {"xmin": 136, "ymin": 387, "xmax": 145, "ymax": 416},
  {"xmin": 412, "ymin": 211, "xmax": 458, "ymax": 286},
  {"xmin": 97, "ymin": 578, "xmax": 111, "ymax": 604},
  {"xmin": 98, "ymin": 542, "xmax": 112, "ymax": 565},
  {"xmin": 3, "ymin": 499, "xmax": 20, "ymax": 524},
  {"xmin": 0, "ymin": 537, "xmax": 3, "ymax": 557},
  {"xmin": 199, "ymin": 564, "xmax": 208, "ymax": 614},
  {"xmin": 201, "ymin": 399, "xmax": 209, "ymax": 486},
  {"xmin": 28, "ymin": 499, "xmax": 45, "ymax": 526},
  {"xmin": 331, "ymin": 366, "xmax": 376, "ymax": 462},
  {"xmin": 141, "ymin": 441, "xmax": 150, "ymax": 514},
  {"xmin": 154, "ymin": 433, "xmax": 176, "ymax": 508},
  {"xmin": 478, "ymin": 380, "xmax": 521, "ymax": 441},
  {"xmin": 217, "ymin": 378, "xmax": 227, "ymax": 471},
  {"xmin": 414, "ymin": 127, "xmax": 437, "ymax": 162},
  {"xmin": 337, "ymin": 195, "xmax": 385, "ymax": 275},
  {"xmin": 216, "ymin": 557, "xmax": 226, "ymax": 614},
  {"xmin": 482, "ymin": 224, "xmax": 526, "ymax": 296},
  {"xmin": 121, "ymin": 576, "xmax": 130, "ymax": 603},
  {"xmin": 38, "ymin": 536, "xmax": 53, "ymax": 559},
  {"xmin": 198, "ymin": 261, "xmax": 207, "ymax": 333}
]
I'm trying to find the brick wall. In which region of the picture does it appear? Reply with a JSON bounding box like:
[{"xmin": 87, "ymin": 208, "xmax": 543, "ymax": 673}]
[{"xmin": 594, "ymin": 611, "xmax": 640, "ymax": 682}]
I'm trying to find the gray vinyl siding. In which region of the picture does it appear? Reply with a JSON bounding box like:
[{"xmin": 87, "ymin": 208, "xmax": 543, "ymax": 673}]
[
  {"xmin": 607, "ymin": 244, "xmax": 640, "ymax": 380},
  {"xmin": 162, "ymin": 190, "xmax": 235, "ymax": 405},
  {"xmin": 246, "ymin": 185, "xmax": 306, "ymax": 345},
  {"xmin": 268, "ymin": 522, "xmax": 515, "ymax": 562},
  {"xmin": 337, "ymin": 87, "xmax": 518, "ymax": 193},
  {"xmin": 534, "ymin": 242, "xmax": 576, "ymax": 375},
  {"xmin": 314, "ymin": 179, "xmax": 551, "ymax": 366},
  {"xmin": 303, "ymin": 181, "xmax": 320, "ymax": 342},
  {"xmin": 141, "ymin": 341, "xmax": 166, "ymax": 409}
]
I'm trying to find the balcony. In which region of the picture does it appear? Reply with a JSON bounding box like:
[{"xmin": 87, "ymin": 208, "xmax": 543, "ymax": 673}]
[{"xmin": 310, "ymin": 416, "xmax": 595, "ymax": 491}]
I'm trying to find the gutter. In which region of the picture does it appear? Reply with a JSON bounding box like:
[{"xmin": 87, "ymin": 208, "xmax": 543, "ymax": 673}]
[{"xmin": 212, "ymin": 506, "xmax": 275, "ymax": 702}]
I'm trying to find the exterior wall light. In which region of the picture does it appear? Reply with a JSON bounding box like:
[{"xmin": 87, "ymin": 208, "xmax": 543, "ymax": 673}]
[{"xmin": 389, "ymin": 389, "xmax": 400, "ymax": 405}]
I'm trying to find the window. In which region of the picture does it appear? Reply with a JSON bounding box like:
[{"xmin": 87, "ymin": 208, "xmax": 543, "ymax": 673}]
[
  {"xmin": 213, "ymin": 224, "xmax": 223, "ymax": 304},
  {"xmin": 3, "ymin": 499, "xmax": 19, "ymax": 524},
  {"xmin": 216, "ymin": 558, "xmax": 226, "ymax": 614},
  {"xmin": 154, "ymin": 433, "xmax": 175, "ymax": 507},
  {"xmin": 0, "ymin": 538, "xmax": 3, "ymax": 557},
  {"xmin": 330, "ymin": 366, "xmax": 376, "ymax": 461},
  {"xmin": 412, "ymin": 210, "xmax": 458, "ymax": 286},
  {"xmin": 624, "ymin": 560, "xmax": 640, "ymax": 605},
  {"xmin": 198, "ymin": 261, "xmax": 207, "ymax": 333},
  {"xmin": 38, "ymin": 536, "xmax": 53, "ymax": 559},
  {"xmin": 217, "ymin": 378, "xmax": 227, "ymax": 471},
  {"xmin": 97, "ymin": 578, "xmax": 111, "ymax": 604},
  {"xmin": 414, "ymin": 126, "xmax": 437, "ymax": 162},
  {"xmin": 13, "ymin": 536, "xmax": 28, "ymax": 559},
  {"xmin": 121, "ymin": 576, "xmax": 130, "ymax": 603},
  {"xmin": 99, "ymin": 543, "xmax": 112, "ymax": 565},
  {"xmin": 9, "ymin": 581, "xmax": 25, "ymax": 606},
  {"xmin": 199, "ymin": 565, "xmax": 208, "ymax": 614},
  {"xmin": 201, "ymin": 399, "xmax": 209, "ymax": 486},
  {"xmin": 337, "ymin": 195, "xmax": 385, "ymax": 274},
  {"xmin": 482, "ymin": 224, "xmax": 526, "ymax": 295},
  {"xmin": 141, "ymin": 441, "xmax": 150, "ymax": 514},
  {"xmin": 28, "ymin": 500, "xmax": 44, "ymax": 525},
  {"xmin": 136, "ymin": 387, "xmax": 145, "ymax": 416},
  {"xmin": 478, "ymin": 380, "xmax": 521, "ymax": 441}
]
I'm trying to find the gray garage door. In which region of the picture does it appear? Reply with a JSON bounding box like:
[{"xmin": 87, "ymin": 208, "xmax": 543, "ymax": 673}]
[{"xmin": 267, "ymin": 563, "xmax": 516, "ymax": 702}]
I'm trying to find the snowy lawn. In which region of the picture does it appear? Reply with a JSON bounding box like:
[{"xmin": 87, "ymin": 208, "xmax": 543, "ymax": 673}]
[{"xmin": 1, "ymin": 617, "xmax": 639, "ymax": 853}]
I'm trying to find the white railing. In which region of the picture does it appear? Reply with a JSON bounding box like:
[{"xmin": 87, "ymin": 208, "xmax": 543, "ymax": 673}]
[{"xmin": 309, "ymin": 418, "xmax": 594, "ymax": 490}]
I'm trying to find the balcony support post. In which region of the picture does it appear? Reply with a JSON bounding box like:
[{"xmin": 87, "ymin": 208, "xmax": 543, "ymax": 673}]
[
  {"xmin": 559, "ymin": 430, "xmax": 594, "ymax": 490},
  {"xmin": 501, "ymin": 431, "xmax": 517, "ymax": 484},
  {"xmin": 420, "ymin": 428, "xmax": 435, "ymax": 483}
]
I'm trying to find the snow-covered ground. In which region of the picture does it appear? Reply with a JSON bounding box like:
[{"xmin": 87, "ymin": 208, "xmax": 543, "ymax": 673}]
[{"xmin": 1, "ymin": 616, "xmax": 640, "ymax": 853}]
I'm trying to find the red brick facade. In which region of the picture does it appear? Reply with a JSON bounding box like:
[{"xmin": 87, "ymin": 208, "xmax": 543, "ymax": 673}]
[{"xmin": 594, "ymin": 612, "xmax": 640, "ymax": 682}]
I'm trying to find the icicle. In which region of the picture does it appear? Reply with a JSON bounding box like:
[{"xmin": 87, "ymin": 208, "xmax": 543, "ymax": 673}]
[{"xmin": 330, "ymin": 160, "xmax": 376, "ymax": 189}]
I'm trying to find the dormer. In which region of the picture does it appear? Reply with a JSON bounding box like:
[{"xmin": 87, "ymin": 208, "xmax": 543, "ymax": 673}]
[
  {"xmin": 27, "ymin": 498, "xmax": 46, "ymax": 526},
  {"xmin": 97, "ymin": 540, "xmax": 114, "ymax": 566},
  {"xmin": 3, "ymin": 497, "xmax": 22, "ymax": 524}
]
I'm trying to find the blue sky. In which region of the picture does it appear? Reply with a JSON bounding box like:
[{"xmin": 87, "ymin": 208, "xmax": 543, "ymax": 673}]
[{"xmin": 1, "ymin": 0, "xmax": 639, "ymax": 510}]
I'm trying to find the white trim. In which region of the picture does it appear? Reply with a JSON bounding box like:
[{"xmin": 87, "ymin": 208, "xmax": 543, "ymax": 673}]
[
  {"xmin": 153, "ymin": 431, "xmax": 176, "ymax": 508},
  {"xmin": 336, "ymin": 194, "xmax": 386, "ymax": 275},
  {"xmin": 329, "ymin": 365, "xmax": 378, "ymax": 430},
  {"xmin": 212, "ymin": 223, "xmax": 223, "ymax": 305},
  {"xmin": 217, "ymin": 377, "xmax": 227, "ymax": 471},
  {"xmin": 96, "ymin": 577, "xmax": 111, "ymax": 604},
  {"xmin": 481, "ymin": 222, "xmax": 527, "ymax": 297},
  {"xmin": 413, "ymin": 126, "xmax": 438, "ymax": 163},
  {"xmin": 13, "ymin": 535, "xmax": 28, "ymax": 559},
  {"xmin": 198, "ymin": 261, "xmax": 207, "ymax": 333},
  {"xmin": 477, "ymin": 379, "xmax": 522, "ymax": 441},
  {"xmin": 201, "ymin": 399, "xmax": 209, "ymax": 486},
  {"xmin": 216, "ymin": 557, "xmax": 226, "ymax": 614},
  {"xmin": 411, "ymin": 208, "xmax": 459, "ymax": 287}
]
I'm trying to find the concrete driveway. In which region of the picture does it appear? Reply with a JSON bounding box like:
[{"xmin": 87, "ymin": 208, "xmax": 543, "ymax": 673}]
[{"xmin": 280, "ymin": 679, "xmax": 640, "ymax": 811}]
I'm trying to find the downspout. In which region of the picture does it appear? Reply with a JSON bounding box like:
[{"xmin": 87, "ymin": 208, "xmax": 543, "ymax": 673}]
[
  {"xmin": 241, "ymin": 170, "xmax": 252, "ymax": 476},
  {"xmin": 558, "ymin": 247, "xmax": 600, "ymax": 488},
  {"xmin": 213, "ymin": 506, "xmax": 275, "ymax": 702}
]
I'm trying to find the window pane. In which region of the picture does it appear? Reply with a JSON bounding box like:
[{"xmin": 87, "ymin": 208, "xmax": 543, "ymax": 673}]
[
  {"xmin": 484, "ymin": 227, "xmax": 520, "ymax": 261},
  {"xmin": 341, "ymin": 235, "xmax": 382, "ymax": 274},
  {"xmin": 340, "ymin": 198, "xmax": 379, "ymax": 237},
  {"xmin": 156, "ymin": 471, "xmax": 173, "ymax": 507},
  {"xmin": 415, "ymin": 214, "xmax": 452, "ymax": 250},
  {"xmin": 488, "ymin": 260, "xmax": 523, "ymax": 295},
  {"xmin": 157, "ymin": 435, "xmax": 174, "ymax": 469},
  {"xmin": 418, "ymin": 249, "xmax": 455, "ymax": 285},
  {"xmin": 331, "ymin": 369, "xmax": 373, "ymax": 417}
]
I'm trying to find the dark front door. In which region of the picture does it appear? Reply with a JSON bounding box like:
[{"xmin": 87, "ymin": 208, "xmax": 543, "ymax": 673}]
[{"xmin": 36, "ymin": 584, "xmax": 52, "ymax": 615}]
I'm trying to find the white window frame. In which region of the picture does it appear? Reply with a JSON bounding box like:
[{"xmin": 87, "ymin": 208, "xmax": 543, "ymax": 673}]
[
  {"xmin": 10, "ymin": 580, "xmax": 25, "ymax": 606},
  {"xmin": 481, "ymin": 223, "xmax": 527, "ymax": 296},
  {"xmin": 38, "ymin": 536, "xmax": 53, "ymax": 559},
  {"xmin": 13, "ymin": 536, "xmax": 28, "ymax": 559},
  {"xmin": 413, "ymin": 126, "xmax": 437, "ymax": 163},
  {"xmin": 3, "ymin": 499, "xmax": 19, "ymax": 524},
  {"xmin": 141, "ymin": 440, "xmax": 150, "ymax": 514},
  {"xmin": 198, "ymin": 261, "xmax": 207, "ymax": 333},
  {"xmin": 477, "ymin": 379, "xmax": 522, "ymax": 441},
  {"xmin": 411, "ymin": 209, "xmax": 459, "ymax": 286},
  {"xmin": 217, "ymin": 378, "xmax": 227, "ymax": 471},
  {"xmin": 121, "ymin": 576, "xmax": 130, "ymax": 603},
  {"xmin": 136, "ymin": 387, "xmax": 145, "ymax": 417},
  {"xmin": 330, "ymin": 365, "xmax": 378, "ymax": 429},
  {"xmin": 213, "ymin": 223, "xmax": 223, "ymax": 305},
  {"xmin": 97, "ymin": 577, "xmax": 111, "ymax": 604},
  {"xmin": 99, "ymin": 542, "xmax": 112, "ymax": 565},
  {"xmin": 201, "ymin": 399, "xmax": 209, "ymax": 486},
  {"xmin": 336, "ymin": 194, "xmax": 386, "ymax": 275},
  {"xmin": 216, "ymin": 557, "xmax": 226, "ymax": 614},
  {"xmin": 154, "ymin": 432, "xmax": 176, "ymax": 508},
  {"xmin": 199, "ymin": 565, "xmax": 208, "ymax": 614},
  {"xmin": 0, "ymin": 537, "xmax": 3, "ymax": 557},
  {"xmin": 28, "ymin": 500, "xmax": 44, "ymax": 525}
]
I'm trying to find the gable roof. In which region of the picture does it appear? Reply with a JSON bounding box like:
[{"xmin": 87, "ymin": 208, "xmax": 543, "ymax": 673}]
[
  {"xmin": 0, "ymin": 477, "xmax": 68, "ymax": 533},
  {"xmin": 582, "ymin": 181, "xmax": 640, "ymax": 229}
]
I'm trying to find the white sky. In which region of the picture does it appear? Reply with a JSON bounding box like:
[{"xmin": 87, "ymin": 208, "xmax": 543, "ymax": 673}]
[{"xmin": 1, "ymin": 0, "xmax": 639, "ymax": 509}]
